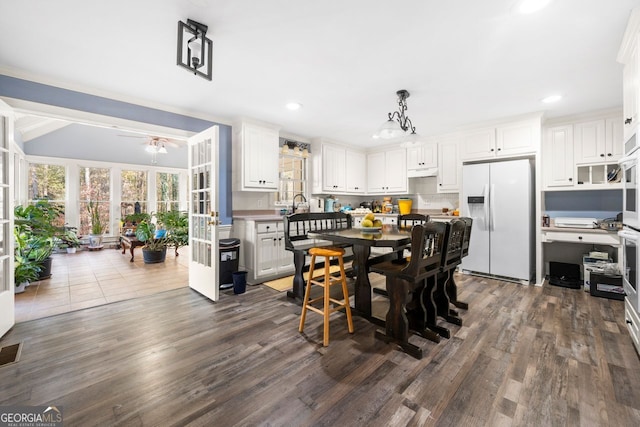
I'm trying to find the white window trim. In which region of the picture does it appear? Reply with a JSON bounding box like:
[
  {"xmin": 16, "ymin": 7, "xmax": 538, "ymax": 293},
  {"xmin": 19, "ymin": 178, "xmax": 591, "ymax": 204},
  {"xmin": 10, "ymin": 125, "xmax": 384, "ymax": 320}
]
[{"xmin": 25, "ymin": 155, "xmax": 187, "ymax": 235}]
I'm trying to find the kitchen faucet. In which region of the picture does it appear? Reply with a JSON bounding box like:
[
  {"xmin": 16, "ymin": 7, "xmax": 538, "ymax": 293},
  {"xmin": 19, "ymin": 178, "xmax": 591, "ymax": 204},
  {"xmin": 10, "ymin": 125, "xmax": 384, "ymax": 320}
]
[{"xmin": 292, "ymin": 193, "xmax": 307, "ymax": 213}]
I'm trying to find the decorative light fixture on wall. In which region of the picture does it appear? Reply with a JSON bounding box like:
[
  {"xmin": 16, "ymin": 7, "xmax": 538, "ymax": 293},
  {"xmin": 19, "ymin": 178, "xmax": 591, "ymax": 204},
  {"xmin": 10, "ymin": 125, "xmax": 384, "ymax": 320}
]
[
  {"xmin": 373, "ymin": 89, "xmax": 417, "ymax": 139},
  {"xmin": 177, "ymin": 19, "xmax": 213, "ymax": 81},
  {"xmin": 281, "ymin": 139, "xmax": 310, "ymax": 158}
]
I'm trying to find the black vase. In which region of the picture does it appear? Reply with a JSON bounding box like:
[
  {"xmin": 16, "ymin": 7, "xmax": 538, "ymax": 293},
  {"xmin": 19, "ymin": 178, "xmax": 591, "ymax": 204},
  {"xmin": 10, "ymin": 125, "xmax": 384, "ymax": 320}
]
[{"xmin": 142, "ymin": 247, "xmax": 167, "ymax": 264}]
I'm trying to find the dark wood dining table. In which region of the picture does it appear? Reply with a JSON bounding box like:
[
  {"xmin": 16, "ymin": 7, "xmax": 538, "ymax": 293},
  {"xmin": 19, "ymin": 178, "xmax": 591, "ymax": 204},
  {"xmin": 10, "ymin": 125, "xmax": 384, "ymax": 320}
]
[{"xmin": 308, "ymin": 224, "xmax": 412, "ymax": 318}]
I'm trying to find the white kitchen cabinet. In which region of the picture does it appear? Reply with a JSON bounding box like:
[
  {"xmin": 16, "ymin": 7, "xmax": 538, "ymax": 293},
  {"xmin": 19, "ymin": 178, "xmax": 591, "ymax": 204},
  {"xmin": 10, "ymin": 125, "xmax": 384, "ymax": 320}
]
[
  {"xmin": 313, "ymin": 142, "xmax": 365, "ymax": 194},
  {"xmin": 367, "ymin": 148, "xmax": 407, "ymax": 194},
  {"xmin": 235, "ymin": 219, "xmax": 294, "ymax": 284},
  {"xmin": 543, "ymin": 125, "xmax": 574, "ymax": 188},
  {"xmin": 437, "ymin": 137, "xmax": 460, "ymax": 193},
  {"xmin": 321, "ymin": 143, "xmax": 346, "ymax": 192},
  {"xmin": 622, "ymin": 41, "xmax": 639, "ymax": 140},
  {"xmin": 406, "ymin": 142, "xmax": 437, "ymax": 176},
  {"xmin": 574, "ymin": 119, "xmax": 622, "ymax": 163},
  {"xmin": 345, "ymin": 149, "xmax": 366, "ymax": 193},
  {"xmin": 236, "ymin": 122, "xmax": 279, "ymax": 191},
  {"xmin": 460, "ymin": 120, "xmax": 539, "ymax": 161}
]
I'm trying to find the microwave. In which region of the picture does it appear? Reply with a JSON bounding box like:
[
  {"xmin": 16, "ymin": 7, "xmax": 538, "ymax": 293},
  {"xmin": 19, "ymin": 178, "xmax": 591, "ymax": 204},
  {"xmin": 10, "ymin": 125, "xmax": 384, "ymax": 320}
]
[{"xmin": 620, "ymin": 147, "xmax": 640, "ymax": 229}]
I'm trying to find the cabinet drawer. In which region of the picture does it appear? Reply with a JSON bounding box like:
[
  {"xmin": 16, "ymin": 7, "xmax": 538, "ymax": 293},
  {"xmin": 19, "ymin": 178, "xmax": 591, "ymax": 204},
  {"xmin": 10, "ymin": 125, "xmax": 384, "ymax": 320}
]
[
  {"xmin": 542, "ymin": 231, "xmax": 620, "ymax": 245},
  {"xmin": 256, "ymin": 222, "xmax": 279, "ymax": 234}
]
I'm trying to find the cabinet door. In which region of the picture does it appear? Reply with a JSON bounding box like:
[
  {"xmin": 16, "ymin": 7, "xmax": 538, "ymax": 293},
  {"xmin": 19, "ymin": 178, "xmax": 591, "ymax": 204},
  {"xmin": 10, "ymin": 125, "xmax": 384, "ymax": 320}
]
[
  {"xmin": 496, "ymin": 121, "xmax": 537, "ymax": 157},
  {"xmin": 243, "ymin": 124, "xmax": 279, "ymax": 190},
  {"xmin": 406, "ymin": 145, "xmax": 422, "ymax": 170},
  {"xmin": 384, "ymin": 148, "xmax": 407, "ymax": 193},
  {"xmin": 460, "ymin": 128, "xmax": 496, "ymax": 160},
  {"xmin": 366, "ymin": 151, "xmax": 386, "ymax": 193},
  {"xmin": 322, "ymin": 144, "xmax": 346, "ymax": 192},
  {"xmin": 420, "ymin": 143, "xmax": 438, "ymax": 168},
  {"xmin": 606, "ymin": 117, "xmax": 624, "ymax": 161},
  {"xmin": 437, "ymin": 139, "xmax": 460, "ymax": 193},
  {"xmin": 544, "ymin": 125, "xmax": 574, "ymax": 188},
  {"xmin": 623, "ymin": 44, "xmax": 639, "ymax": 140},
  {"xmin": 276, "ymin": 233, "xmax": 294, "ymax": 272},
  {"xmin": 574, "ymin": 120, "xmax": 606, "ymax": 164},
  {"xmin": 256, "ymin": 233, "xmax": 278, "ymax": 277},
  {"xmin": 345, "ymin": 149, "xmax": 366, "ymax": 193}
]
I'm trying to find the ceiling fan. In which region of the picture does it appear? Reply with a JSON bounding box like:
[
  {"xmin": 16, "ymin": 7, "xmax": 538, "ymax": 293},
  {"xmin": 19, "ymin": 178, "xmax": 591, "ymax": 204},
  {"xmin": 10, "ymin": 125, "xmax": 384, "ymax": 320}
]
[{"xmin": 117, "ymin": 135, "xmax": 180, "ymax": 163}]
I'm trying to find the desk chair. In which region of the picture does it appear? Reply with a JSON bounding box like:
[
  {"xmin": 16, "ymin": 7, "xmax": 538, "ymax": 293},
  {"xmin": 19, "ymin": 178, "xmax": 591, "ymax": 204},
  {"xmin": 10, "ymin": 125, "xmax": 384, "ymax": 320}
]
[
  {"xmin": 299, "ymin": 247, "xmax": 354, "ymax": 347},
  {"xmin": 370, "ymin": 223, "xmax": 447, "ymax": 358}
]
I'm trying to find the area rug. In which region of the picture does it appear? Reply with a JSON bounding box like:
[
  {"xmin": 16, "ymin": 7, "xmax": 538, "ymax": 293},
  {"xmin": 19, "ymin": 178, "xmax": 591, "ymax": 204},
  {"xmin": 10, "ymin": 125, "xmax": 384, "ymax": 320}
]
[{"xmin": 262, "ymin": 265, "xmax": 343, "ymax": 292}]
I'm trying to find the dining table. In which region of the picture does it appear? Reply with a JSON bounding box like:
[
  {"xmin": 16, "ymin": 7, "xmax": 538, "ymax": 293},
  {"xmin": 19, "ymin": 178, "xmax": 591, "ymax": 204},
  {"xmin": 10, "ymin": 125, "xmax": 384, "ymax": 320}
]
[{"xmin": 308, "ymin": 224, "xmax": 412, "ymax": 318}]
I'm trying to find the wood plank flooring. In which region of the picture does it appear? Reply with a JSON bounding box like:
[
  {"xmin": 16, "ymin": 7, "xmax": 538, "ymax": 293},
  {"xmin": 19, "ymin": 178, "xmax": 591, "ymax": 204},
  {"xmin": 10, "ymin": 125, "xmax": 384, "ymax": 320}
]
[{"xmin": 1, "ymin": 273, "xmax": 640, "ymax": 426}]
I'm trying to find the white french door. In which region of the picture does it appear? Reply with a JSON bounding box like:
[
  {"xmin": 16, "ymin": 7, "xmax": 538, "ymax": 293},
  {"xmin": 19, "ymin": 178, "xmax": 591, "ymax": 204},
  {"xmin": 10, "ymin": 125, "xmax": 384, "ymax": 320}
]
[
  {"xmin": 188, "ymin": 126, "xmax": 220, "ymax": 301},
  {"xmin": 0, "ymin": 100, "xmax": 15, "ymax": 337}
]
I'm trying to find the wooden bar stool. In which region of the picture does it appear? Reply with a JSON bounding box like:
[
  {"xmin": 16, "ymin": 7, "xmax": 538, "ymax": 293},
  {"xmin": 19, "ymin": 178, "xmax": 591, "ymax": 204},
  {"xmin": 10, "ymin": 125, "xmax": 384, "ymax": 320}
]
[{"xmin": 299, "ymin": 247, "xmax": 354, "ymax": 346}]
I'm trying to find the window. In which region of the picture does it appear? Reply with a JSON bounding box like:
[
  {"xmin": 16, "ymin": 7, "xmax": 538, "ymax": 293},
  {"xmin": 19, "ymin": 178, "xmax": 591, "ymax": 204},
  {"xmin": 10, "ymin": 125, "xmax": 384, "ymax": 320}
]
[
  {"xmin": 79, "ymin": 167, "xmax": 110, "ymax": 235},
  {"xmin": 28, "ymin": 163, "xmax": 66, "ymax": 227},
  {"xmin": 156, "ymin": 172, "xmax": 180, "ymax": 213},
  {"xmin": 277, "ymin": 153, "xmax": 306, "ymax": 204},
  {"xmin": 121, "ymin": 170, "xmax": 148, "ymax": 217}
]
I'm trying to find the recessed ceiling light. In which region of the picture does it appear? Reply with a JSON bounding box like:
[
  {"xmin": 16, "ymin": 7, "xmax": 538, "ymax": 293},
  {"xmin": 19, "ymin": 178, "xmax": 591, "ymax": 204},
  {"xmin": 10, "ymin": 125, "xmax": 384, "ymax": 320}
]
[
  {"xmin": 519, "ymin": 0, "xmax": 552, "ymax": 14},
  {"xmin": 286, "ymin": 102, "xmax": 302, "ymax": 110},
  {"xmin": 542, "ymin": 94, "xmax": 562, "ymax": 103}
]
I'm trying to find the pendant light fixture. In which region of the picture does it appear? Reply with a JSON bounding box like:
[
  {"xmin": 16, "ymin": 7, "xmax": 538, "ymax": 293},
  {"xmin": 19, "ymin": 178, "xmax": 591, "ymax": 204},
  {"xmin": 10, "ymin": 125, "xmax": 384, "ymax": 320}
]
[
  {"xmin": 177, "ymin": 19, "xmax": 213, "ymax": 81},
  {"xmin": 374, "ymin": 89, "xmax": 417, "ymax": 139}
]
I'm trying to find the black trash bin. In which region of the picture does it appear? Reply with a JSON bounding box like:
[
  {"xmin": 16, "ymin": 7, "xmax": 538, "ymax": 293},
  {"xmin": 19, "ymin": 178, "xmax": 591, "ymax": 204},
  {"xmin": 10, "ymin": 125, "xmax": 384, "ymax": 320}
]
[{"xmin": 219, "ymin": 238, "xmax": 241, "ymax": 290}]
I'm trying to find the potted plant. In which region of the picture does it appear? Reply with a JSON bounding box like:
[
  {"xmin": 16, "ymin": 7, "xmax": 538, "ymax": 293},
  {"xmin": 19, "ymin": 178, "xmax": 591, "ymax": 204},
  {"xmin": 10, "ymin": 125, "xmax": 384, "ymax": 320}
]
[
  {"xmin": 87, "ymin": 200, "xmax": 105, "ymax": 248},
  {"xmin": 135, "ymin": 219, "xmax": 169, "ymax": 264},
  {"xmin": 14, "ymin": 254, "xmax": 41, "ymax": 293},
  {"xmin": 58, "ymin": 227, "xmax": 81, "ymax": 253},
  {"xmin": 157, "ymin": 210, "xmax": 189, "ymax": 256},
  {"xmin": 14, "ymin": 200, "xmax": 63, "ymax": 280}
]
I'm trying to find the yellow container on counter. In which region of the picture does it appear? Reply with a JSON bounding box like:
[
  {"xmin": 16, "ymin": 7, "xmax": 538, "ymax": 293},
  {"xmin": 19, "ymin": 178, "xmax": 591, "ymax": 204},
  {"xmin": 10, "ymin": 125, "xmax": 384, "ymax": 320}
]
[{"xmin": 398, "ymin": 198, "xmax": 413, "ymax": 215}]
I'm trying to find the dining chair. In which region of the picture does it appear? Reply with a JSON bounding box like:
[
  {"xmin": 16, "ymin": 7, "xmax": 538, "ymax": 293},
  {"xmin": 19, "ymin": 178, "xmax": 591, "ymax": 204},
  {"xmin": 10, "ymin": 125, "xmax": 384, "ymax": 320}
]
[
  {"xmin": 397, "ymin": 213, "xmax": 430, "ymax": 229},
  {"xmin": 446, "ymin": 217, "xmax": 472, "ymax": 310},
  {"xmin": 370, "ymin": 222, "xmax": 447, "ymax": 358}
]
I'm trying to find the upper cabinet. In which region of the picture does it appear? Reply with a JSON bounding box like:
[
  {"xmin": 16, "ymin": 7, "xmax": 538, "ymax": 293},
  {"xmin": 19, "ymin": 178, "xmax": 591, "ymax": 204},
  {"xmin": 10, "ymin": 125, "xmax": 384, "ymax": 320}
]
[
  {"xmin": 436, "ymin": 137, "xmax": 460, "ymax": 193},
  {"xmin": 406, "ymin": 141, "xmax": 437, "ymax": 176},
  {"xmin": 460, "ymin": 119, "xmax": 540, "ymax": 161},
  {"xmin": 619, "ymin": 11, "xmax": 640, "ymax": 140},
  {"xmin": 574, "ymin": 119, "xmax": 623, "ymax": 164},
  {"xmin": 312, "ymin": 140, "xmax": 366, "ymax": 195},
  {"xmin": 542, "ymin": 112, "xmax": 623, "ymax": 190},
  {"xmin": 235, "ymin": 121, "xmax": 279, "ymax": 192},
  {"xmin": 367, "ymin": 147, "xmax": 407, "ymax": 194}
]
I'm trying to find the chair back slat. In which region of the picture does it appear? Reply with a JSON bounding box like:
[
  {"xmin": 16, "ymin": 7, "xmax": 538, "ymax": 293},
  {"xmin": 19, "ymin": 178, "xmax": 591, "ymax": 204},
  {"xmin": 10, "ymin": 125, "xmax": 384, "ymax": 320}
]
[
  {"xmin": 283, "ymin": 212, "xmax": 352, "ymax": 250},
  {"xmin": 441, "ymin": 219, "xmax": 466, "ymax": 270},
  {"xmin": 401, "ymin": 222, "xmax": 447, "ymax": 281}
]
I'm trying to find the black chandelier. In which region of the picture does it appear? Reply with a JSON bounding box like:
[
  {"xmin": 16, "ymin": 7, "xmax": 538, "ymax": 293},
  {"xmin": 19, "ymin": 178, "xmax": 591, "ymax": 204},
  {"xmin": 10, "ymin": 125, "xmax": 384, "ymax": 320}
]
[
  {"xmin": 375, "ymin": 89, "xmax": 417, "ymax": 139},
  {"xmin": 177, "ymin": 19, "xmax": 213, "ymax": 81}
]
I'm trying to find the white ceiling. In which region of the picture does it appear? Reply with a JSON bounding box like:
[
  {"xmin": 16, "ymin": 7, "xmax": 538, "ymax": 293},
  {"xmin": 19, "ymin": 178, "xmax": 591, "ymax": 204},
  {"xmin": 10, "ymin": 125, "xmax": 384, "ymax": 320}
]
[{"xmin": 1, "ymin": 0, "xmax": 639, "ymax": 147}]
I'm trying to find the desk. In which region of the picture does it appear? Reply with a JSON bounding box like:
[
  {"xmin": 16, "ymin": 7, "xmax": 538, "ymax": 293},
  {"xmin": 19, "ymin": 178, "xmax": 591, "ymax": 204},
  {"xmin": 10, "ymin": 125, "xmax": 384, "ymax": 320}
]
[
  {"xmin": 309, "ymin": 225, "xmax": 411, "ymax": 317},
  {"xmin": 120, "ymin": 235, "xmax": 145, "ymax": 262}
]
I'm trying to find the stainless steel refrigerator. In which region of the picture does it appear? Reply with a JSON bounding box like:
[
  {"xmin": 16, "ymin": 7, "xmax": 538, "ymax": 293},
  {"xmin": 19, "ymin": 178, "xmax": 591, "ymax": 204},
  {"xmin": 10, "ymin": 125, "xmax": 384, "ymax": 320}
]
[{"xmin": 461, "ymin": 158, "xmax": 534, "ymax": 283}]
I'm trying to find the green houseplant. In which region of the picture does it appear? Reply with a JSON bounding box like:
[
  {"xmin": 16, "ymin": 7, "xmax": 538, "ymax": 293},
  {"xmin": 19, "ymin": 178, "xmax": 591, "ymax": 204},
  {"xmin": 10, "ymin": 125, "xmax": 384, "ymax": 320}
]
[
  {"xmin": 58, "ymin": 227, "xmax": 81, "ymax": 253},
  {"xmin": 14, "ymin": 254, "xmax": 41, "ymax": 293},
  {"xmin": 87, "ymin": 200, "xmax": 105, "ymax": 248},
  {"xmin": 135, "ymin": 219, "xmax": 170, "ymax": 264},
  {"xmin": 157, "ymin": 210, "xmax": 189, "ymax": 256},
  {"xmin": 14, "ymin": 200, "xmax": 64, "ymax": 280}
]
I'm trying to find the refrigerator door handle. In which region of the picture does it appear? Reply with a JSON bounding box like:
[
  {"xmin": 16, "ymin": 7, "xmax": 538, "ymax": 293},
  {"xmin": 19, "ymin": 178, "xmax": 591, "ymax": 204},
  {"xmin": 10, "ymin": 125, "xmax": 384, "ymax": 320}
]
[
  {"xmin": 483, "ymin": 184, "xmax": 490, "ymax": 230},
  {"xmin": 490, "ymin": 184, "xmax": 496, "ymax": 231}
]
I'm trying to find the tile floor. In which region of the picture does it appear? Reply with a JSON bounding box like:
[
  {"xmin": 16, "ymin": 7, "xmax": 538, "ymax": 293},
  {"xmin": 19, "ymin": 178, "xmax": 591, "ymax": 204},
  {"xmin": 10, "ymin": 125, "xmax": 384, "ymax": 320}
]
[{"xmin": 14, "ymin": 246, "xmax": 190, "ymax": 323}]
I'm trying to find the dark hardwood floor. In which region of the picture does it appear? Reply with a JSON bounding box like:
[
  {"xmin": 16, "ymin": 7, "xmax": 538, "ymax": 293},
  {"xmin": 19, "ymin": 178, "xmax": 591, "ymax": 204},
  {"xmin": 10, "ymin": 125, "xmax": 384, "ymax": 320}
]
[{"xmin": 1, "ymin": 273, "xmax": 640, "ymax": 426}]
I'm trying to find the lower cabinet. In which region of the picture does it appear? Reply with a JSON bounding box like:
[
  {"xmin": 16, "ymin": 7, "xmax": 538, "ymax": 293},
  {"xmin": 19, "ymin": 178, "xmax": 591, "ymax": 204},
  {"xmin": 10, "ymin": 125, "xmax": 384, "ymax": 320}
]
[{"xmin": 235, "ymin": 219, "xmax": 294, "ymax": 284}]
